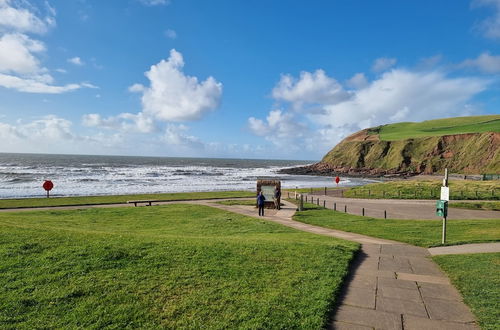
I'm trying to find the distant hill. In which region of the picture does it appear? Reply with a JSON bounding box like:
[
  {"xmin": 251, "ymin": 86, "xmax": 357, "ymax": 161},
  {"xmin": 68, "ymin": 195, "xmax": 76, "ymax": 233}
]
[{"xmin": 282, "ymin": 115, "xmax": 500, "ymax": 177}]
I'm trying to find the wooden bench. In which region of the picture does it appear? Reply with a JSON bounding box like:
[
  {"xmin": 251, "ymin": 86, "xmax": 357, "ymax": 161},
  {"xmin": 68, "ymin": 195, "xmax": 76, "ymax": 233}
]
[{"xmin": 127, "ymin": 200, "xmax": 158, "ymax": 207}]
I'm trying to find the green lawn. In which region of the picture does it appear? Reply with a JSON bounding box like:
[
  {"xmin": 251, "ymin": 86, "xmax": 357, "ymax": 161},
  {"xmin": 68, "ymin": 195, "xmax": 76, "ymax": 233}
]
[
  {"xmin": 290, "ymin": 202, "xmax": 500, "ymax": 247},
  {"xmin": 377, "ymin": 115, "xmax": 500, "ymax": 141},
  {"xmin": 344, "ymin": 180, "xmax": 500, "ymax": 200},
  {"xmin": 0, "ymin": 204, "xmax": 358, "ymax": 329},
  {"xmin": 0, "ymin": 191, "xmax": 254, "ymax": 209},
  {"xmin": 216, "ymin": 199, "xmax": 256, "ymax": 206},
  {"xmin": 433, "ymin": 253, "xmax": 499, "ymax": 330}
]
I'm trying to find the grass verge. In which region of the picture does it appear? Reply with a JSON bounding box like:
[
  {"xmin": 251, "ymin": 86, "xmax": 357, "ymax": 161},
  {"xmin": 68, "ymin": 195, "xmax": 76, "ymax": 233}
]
[
  {"xmin": 344, "ymin": 180, "xmax": 500, "ymax": 200},
  {"xmin": 0, "ymin": 204, "xmax": 358, "ymax": 329},
  {"xmin": 433, "ymin": 253, "xmax": 499, "ymax": 330},
  {"xmin": 289, "ymin": 201, "xmax": 500, "ymax": 247},
  {"xmin": 449, "ymin": 201, "xmax": 500, "ymax": 211},
  {"xmin": 0, "ymin": 190, "xmax": 254, "ymax": 209},
  {"xmin": 216, "ymin": 199, "xmax": 256, "ymax": 206}
]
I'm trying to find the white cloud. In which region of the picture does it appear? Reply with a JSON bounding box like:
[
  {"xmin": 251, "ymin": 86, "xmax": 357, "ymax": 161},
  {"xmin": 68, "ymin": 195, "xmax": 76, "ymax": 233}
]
[
  {"xmin": 272, "ymin": 69, "xmax": 349, "ymax": 111},
  {"xmin": 461, "ymin": 52, "xmax": 500, "ymax": 73},
  {"xmin": 0, "ymin": 33, "xmax": 45, "ymax": 75},
  {"xmin": 131, "ymin": 49, "xmax": 223, "ymax": 121},
  {"xmin": 165, "ymin": 29, "xmax": 177, "ymax": 39},
  {"xmin": 82, "ymin": 112, "xmax": 156, "ymax": 133},
  {"xmin": 162, "ymin": 124, "xmax": 204, "ymax": 149},
  {"xmin": 316, "ymin": 69, "xmax": 488, "ymax": 138},
  {"xmin": 346, "ymin": 73, "xmax": 368, "ymax": 89},
  {"xmin": 0, "ymin": 2, "xmax": 95, "ymax": 94},
  {"xmin": 248, "ymin": 109, "xmax": 308, "ymax": 148},
  {"xmin": 472, "ymin": 0, "xmax": 500, "ymax": 39},
  {"xmin": 250, "ymin": 67, "xmax": 489, "ymax": 153},
  {"xmin": 138, "ymin": 0, "xmax": 170, "ymax": 6},
  {"xmin": 0, "ymin": 0, "xmax": 56, "ymax": 34},
  {"xmin": 372, "ymin": 57, "xmax": 397, "ymax": 72},
  {"xmin": 67, "ymin": 56, "xmax": 84, "ymax": 66}
]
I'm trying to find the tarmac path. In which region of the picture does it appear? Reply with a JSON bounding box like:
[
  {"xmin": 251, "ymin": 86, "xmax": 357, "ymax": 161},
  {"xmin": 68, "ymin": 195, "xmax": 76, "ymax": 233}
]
[{"xmin": 295, "ymin": 193, "xmax": 500, "ymax": 220}]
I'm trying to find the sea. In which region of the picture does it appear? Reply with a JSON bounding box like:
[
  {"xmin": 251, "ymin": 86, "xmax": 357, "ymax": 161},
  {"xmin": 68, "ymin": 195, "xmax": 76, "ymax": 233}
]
[{"xmin": 0, "ymin": 153, "xmax": 379, "ymax": 199}]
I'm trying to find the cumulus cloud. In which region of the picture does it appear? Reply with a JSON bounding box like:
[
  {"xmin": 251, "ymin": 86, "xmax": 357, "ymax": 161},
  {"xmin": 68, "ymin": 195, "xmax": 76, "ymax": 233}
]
[
  {"xmin": 472, "ymin": 0, "xmax": 500, "ymax": 39},
  {"xmin": 272, "ymin": 69, "xmax": 349, "ymax": 111},
  {"xmin": 461, "ymin": 52, "xmax": 500, "ymax": 73},
  {"xmin": 248, "ymin": 109, "xmax": 308, "ymax": 148},
  {"xmin": 346, "ymin": 73, "xmax": 368, "ymax": 89},
  {"xmin": 250, "ymin": 67, "xmax": 489, "ymax": 153},
  {"xmin": 0, "ymin": 1, "xmax": 95, "ymax": 94},
  {"xmin": 372, "ymin": 57, "xmax": 397, "ymax": 72},
  {"xmin": 67, "ymin": 56, "xmax": 84, "ymax": 66},
  {"xmin": 162, "ymin": 124, "xmax": 204, "ymax": 149},
  {"xmin": 315, "ymin": 69, "xmax": 488, "ymax": 141},
  {"xmin": 0, "ymin": 0, "xmax": 55, "ymax": 34},
  {"xmin": 131, "ymin": 49, "xmax": 223, "ymax": 121}
]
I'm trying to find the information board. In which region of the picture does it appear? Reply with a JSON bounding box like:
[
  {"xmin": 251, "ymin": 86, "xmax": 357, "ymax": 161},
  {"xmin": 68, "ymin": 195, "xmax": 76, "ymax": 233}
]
[
  {"xmin": 261, "ymin": 185, "xmax": 275, "ymax": 201},
  {"xmin": 440, "ymin": 187, "xmax": 450, "ymax": 201}
]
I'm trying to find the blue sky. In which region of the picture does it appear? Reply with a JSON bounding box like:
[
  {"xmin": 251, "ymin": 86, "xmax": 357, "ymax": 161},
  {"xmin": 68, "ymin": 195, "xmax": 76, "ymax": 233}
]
[{"xmin": 0, "ymin": 0, "xmax": 499, "ymax": 160}]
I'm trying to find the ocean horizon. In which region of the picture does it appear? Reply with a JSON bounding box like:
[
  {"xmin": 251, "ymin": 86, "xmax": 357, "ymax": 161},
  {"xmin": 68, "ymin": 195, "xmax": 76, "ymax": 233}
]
[{"xmin": 0, "ymin": 152, "xmax": 378, "ymax": 199}]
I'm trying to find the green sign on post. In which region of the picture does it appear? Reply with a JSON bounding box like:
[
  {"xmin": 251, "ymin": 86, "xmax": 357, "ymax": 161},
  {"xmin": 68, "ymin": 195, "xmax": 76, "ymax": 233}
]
[{"xmin": 436, "ymin": 200, "xmax": 448, "ymax": 217}]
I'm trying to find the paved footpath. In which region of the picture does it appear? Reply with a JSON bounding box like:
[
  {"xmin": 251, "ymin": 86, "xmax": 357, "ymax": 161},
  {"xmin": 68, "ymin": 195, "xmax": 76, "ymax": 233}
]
[{"xmin": 205, "ymin": 200, "xmax": 481, "ymax": 330}]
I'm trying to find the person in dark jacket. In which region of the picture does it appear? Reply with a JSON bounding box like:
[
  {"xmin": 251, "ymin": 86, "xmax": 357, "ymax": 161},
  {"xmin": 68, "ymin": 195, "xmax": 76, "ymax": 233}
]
[
  {"xmin": 273, "ymin": 186, "xmax": 281, "ymax": 210},
  {"xmin": 257, "ymin": 191, "xmax": 266, "ymax": 216}
]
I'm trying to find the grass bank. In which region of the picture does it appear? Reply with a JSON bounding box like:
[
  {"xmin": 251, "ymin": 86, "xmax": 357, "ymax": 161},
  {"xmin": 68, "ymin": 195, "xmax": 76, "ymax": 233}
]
[
  {"xmin": 433, "ymin": 253, "xmax": 499, "ymax": 330},
  {"xmin": 289, "ymin": 202, "xmax": 500, "ymax": 247},
  {"xmin": 0, "ymin": 190, "xmax": 254, "ymax": 209},
  {"xmin": 343, "ymin": 180, "xmax": 500, "ymax": 200},
  {"xmin": 0, "ymin": 204, "xmax": 357, "ymax": 329}
]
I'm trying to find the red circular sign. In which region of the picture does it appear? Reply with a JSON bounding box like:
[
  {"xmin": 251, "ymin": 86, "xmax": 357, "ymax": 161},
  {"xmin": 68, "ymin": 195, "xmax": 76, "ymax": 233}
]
[
  {"xmin": 43, "ymin": 180, "xmax": 54, "ymax": 191},
  {"xmin": 335, "ymin": 176, "xmax": 340, "ymax": 184}
]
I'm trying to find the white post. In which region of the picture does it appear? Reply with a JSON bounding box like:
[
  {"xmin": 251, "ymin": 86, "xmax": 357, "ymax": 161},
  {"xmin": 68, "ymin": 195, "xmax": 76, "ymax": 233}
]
[{"xmin": 442, "ymin": 168, "xmax": 448, "ymax": 244}]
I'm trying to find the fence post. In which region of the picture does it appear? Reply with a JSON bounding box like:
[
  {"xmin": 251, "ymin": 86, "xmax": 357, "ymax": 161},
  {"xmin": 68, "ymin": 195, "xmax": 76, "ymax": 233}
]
[
  {"xmin": 323, "ymin": 200, "xmax": 326, "ymax": 208},
  {"xmin": 384, "ymin": 210, "xmax": 387, "ymax": 219},
  {"xmin": 344, "ymin": 205, "xmax": 347, "ymax": 213},
  {"xmin": 334, "ymin": 202, "xmax": 336, "ymax": 211},
  {"xmin": 317, "ymin": 198, "xmax": 320, "ymax": 206},
  {"xmin": 299, "ymin": 194, "xmax": 304, "ymax": 211},
  {"xmin": 324, "ymin": 187, "xmax": 327, "ymax": 196},
  {"xmin": 287, "ymin": 192, "xmax": 290, "ymax": 198},
  {"xmin": 362, "ymin": 208, "xmax": 365, "ymax": 216}
]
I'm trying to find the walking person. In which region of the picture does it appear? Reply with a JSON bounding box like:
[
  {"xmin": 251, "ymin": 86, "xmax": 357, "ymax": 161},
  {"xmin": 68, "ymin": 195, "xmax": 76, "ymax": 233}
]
[
  {"xmin": 257, "ymin": 191, "xmax": 266, "ymax": 216},
  {"xmin": 273, "ymin": 186, "xmax": 281, "ymax": 210}
]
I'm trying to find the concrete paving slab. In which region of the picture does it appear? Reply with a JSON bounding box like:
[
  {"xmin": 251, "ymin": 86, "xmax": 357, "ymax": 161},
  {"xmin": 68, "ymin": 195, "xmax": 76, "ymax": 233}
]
[
  {"xmin": 378, "ymin": 257, "xmax": 413, "ymax": 273},
  {"xmin": 332, "ymin": 321, "xmax": 374, "ymax": 329},
  {"xmin": 377, "ymin": 277, "xmax": 418, "ymax": 290},
  {"xmin": 346, "ymin": 274, "xmax": 377, "ymax": 291},
  {"xmin": 396, "ymin": 272, "xmax": 449, "ymax": 285},
  {"xmin": 424, "ymin": 297, "xmax": 477, "ymax": 322},
  {"xmin": 381, "ymin": 244, "xmax": 430, "ymax": 257},
  {"xmin": 403, "ymin": 315, "xmax": 479, "ymax": 330},
  {"xmin": 377, "ymin": 286, "xmax": 422, "ymax": 302},
  {"xmin": 376, "ymin": 296, "xmax": 428, "ymax": 318},
  {"xmin": 418, "ymin": 282, "xmax": 463, "ymax": 302},
  {"xmin": 407, "ymin": 258, "xmax": 445, "ymax": 276},
  {"xmin": 341, "ymin": 286, "xmax": 376, "ymax": 309},
  {"xmin": 333, "ymin": 305, "xmax": 402, "ymax": 330}
]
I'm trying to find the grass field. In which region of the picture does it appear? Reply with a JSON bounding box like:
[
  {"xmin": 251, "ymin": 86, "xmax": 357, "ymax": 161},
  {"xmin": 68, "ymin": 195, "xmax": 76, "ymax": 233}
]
[
  {"xmin": 0, "ymin": 191, "xmax": 254, "ymax": 209},
  {"xmin": 0, "ymin": 204, "xmax": 358, "ymax": 329},
  {"xmin": 433, "ymin": 253, "xmax": 499, "ymax": 330},
  {"xmin": 376, "ymin": 115, "xmax": 500, "ymax": 141},
  {"xmin": 343, "ymin": 180, "xmax": 500, "ymax": 200},
  {"xmin": 290, "ymin": 202, "xmax": 500, "ymax": 247}
]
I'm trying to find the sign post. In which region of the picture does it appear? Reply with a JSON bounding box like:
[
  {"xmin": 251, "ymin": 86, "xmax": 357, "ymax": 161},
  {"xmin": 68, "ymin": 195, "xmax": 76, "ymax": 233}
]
[
  {"xmin": 437, "ymin": 169, "xmax": 449, "ymax": 244},
  {"xmin": 43, "ymin": 180, "xmax": 54, "ymax": 198}
]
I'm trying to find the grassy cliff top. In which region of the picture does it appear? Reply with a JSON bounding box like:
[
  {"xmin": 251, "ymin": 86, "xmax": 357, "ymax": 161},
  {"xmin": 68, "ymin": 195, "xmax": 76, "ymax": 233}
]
[{"xmin": 373, "ymin": 115, "xmax": 500, "ymax": 141}]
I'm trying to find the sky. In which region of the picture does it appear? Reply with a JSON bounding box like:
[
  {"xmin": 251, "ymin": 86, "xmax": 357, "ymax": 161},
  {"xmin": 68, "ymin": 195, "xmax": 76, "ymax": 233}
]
[{"xmin": 0, "ymin": 0, "xmax": 500, "ymax": 160}]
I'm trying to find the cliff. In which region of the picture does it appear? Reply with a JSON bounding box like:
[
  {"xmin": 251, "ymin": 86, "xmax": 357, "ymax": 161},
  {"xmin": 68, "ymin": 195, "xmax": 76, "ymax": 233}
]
[{"xmin": 280, "ymin": 116, "xmax": 500, "ymax": 177}]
